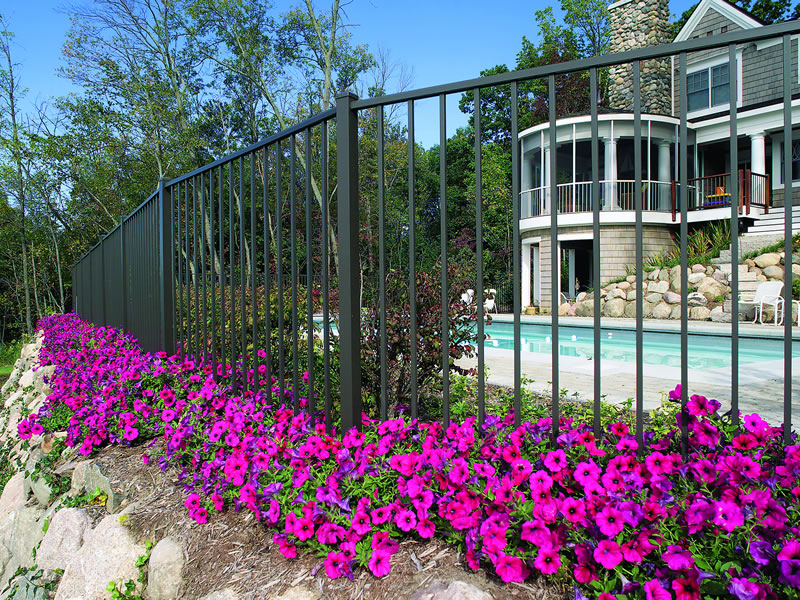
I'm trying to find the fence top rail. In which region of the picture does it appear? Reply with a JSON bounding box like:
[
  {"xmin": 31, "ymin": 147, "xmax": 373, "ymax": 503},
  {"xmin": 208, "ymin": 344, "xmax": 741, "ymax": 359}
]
[
  {"xmin": 167, "ymin": 107, "xmax": 336, "ymax": 188},
  {"xmin": 353, "ymin": 20, "xmax": 800, "ymax": 109}
]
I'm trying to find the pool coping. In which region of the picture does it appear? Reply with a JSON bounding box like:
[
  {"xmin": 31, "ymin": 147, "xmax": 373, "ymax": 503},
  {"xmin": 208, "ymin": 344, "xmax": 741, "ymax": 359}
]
[{"xmin": 490, "ymin": 313, "xmax": 800, "ymax": 340}]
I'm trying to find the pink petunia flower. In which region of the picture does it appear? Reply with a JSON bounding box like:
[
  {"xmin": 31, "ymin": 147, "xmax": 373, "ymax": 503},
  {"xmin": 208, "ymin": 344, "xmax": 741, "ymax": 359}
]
[
  {"xmin": 597, "ymin": 505, "xmax": 625, "ymax": 537},
  {"xmin": 495, "ymin": 553, "xmax": 530, "ymax": 583},
  {"xmin": 368, "ymin": 549, "xmax": 392, "ymax": 577},
  {"xmin": 644, "ymin": 580, "xmax": 671, "ymax": 600},
  {"xmin": 593, "ymin": 540, "xmax": 623, "ymax": 570},
  {"xmin": 534, "ymin": 546, "xmax": 561, "ymax": 575}
]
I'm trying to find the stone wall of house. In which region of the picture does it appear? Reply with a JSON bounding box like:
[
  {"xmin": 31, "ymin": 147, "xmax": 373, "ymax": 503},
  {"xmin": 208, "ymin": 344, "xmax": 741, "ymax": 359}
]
[
  {"xmin": 607, "ymin": 0, "xmax": 671, "ymax": 115},
  {"xmin": 526, "ymin": 224, "xmax": 675, "ymax": 311}
]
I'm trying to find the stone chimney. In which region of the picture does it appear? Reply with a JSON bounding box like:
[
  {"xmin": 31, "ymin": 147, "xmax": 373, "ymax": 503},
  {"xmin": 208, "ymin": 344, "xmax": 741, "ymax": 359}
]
[{"xmin": 606, "ymin": 0, "xmax": 671, "ymax": 115}]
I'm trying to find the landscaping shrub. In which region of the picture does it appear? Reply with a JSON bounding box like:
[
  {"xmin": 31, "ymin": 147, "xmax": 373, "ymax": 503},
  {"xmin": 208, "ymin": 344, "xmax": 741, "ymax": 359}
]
[
  {"xmin": 360, "ymin": 265, "xmax": 480, "ymax": 418},
  {"xmin": 645, "ymin": 221, "xmax": 731, "ymax": 270},
  {"xmin": 16, "ymin": 314, "xmax": 800, "ymax": 599}
]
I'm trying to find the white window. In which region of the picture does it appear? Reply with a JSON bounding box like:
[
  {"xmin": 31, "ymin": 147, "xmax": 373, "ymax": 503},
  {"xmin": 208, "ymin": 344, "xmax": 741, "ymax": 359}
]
[{"xmin": 687, "ymin": 63, "xmax": 729, "ymax": 112}]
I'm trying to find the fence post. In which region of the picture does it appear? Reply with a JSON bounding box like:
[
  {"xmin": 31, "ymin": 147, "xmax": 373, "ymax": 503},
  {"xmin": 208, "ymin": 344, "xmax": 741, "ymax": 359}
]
[
  {"xmin": 336, "ymin": 92, "xmax": 362, "ymax": 433},
  {"xmin": 158, "ymin": 177, "xmax": 176, "ymax": 354}
]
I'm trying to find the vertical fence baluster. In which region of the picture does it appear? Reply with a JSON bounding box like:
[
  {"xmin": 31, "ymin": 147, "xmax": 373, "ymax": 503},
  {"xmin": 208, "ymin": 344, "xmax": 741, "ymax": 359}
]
[
  {"xmin": 378, "ymin": 107, "xmax": 387, "ymax": 422},
  {"xmin": 264, "ymin": 146, "xmax": 272, "ymax": 395},
  {"xmin": 229, "ymin": 161, "xmax": 236, "ymax": 385},
  {"xmin": 176, "ymin": 182, "xmax": 183, "ymax": 356},
  {"xmin": 633, "ymin": 60, "xmax": 644, "ymax": 450},
  {"xmin": 290, "ymin": 136, "xmax": 299, "ymax": 411},
  {"xmin": 548, "ymin": 74, "xmax": 559, "ymax": 444},
  {"xmin": 679, "ymin": 52, "xmax": 690, "ymax": 455},
  {"xmin": 251, "ymin": 152, "xmax": 258, "ymax": 392},
  {"xmin": 321, "ymin": 122, "xmax": 332, "ymax": 432},
  {"xmin": 783, "ymin": 34, "xmax": 793, "ymax": 443},
  {"xmin": 475, "ymin": 88, "xmax": 485, "ymax": 429},
  {"xmin": 239, "ymin": 157, "xmax": 246, "ymax": 388},
  {"xmin": 276, "ymin": 143, "xmax": 286, "ymax": 402},
  {"xmin": 219, "ymin": 166, "xmax": 226, "ymax": 376},
  {"xmin": 201, "ymin": 172, "xmax": 208, "ymax": 364},
  {"xmin": 210, "ymin": 171, "xmax": 217, "ymax": 374},
  {"xmin": 408, "ymin": 99, "xmax": 418, "ymax": 419},
  {"xmin": 305, "ymin": 131, "xmax": 315, "ymax": 422},
  {"xmin": 590, "ymin": 68, "xmax": 602, "ymax": 439},
  {"xmin": 193, "ymin": 177, "xmax": 200, "ymax": 362},
  {"xmin": 440, "ymin": 93, "xmax": 450, "ymax": 428},
  {"xmin": 512, "ymin": 81, "xmax": 521, "ymax": 427},
  {"xmin": 729, "ymin": 43, "xmax": 740, "ymax": 427}
]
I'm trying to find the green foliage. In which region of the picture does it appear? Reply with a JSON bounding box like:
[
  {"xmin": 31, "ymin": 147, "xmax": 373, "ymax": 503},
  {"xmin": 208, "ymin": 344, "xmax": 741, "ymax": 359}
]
[
  {"xmin": 62, "ymin": 486, "xmax": 106, "ymax": 509},
  {"xmin": 0, "ymin": 339, "xmax": 22, "ymax": 366},
  {"xmin": 106, "ymin": 540, "xmax": 152, "ymax": 600},
  {"xmin": 644, "ymin": 221, "xmax": 731, "ymax": 270}
]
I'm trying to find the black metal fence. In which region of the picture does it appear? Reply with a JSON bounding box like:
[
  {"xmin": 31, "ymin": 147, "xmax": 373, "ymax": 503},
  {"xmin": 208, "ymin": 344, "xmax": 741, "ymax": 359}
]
[{"xmin": 73, "ymin": 22, "xmax": 799, "ymax": 444}]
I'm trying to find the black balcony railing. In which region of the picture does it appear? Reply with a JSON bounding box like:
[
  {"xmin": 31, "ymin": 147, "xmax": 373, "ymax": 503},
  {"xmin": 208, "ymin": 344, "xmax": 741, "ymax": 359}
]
[{"xmin": 72, "ymin": 22, "xmax": 799, "ymax": 448}]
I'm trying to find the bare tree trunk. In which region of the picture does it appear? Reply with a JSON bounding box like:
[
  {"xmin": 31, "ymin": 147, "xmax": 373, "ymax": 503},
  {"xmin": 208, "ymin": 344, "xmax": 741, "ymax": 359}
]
[{"xmin": 31, "ymin": 250, "xmax": 42, "ymax": 321}]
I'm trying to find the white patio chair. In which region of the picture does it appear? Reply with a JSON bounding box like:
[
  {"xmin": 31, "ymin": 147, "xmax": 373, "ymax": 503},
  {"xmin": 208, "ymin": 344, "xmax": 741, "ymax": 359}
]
[
  {"xmin": 461, "ymin": 288, "xmax": 475, "ymax": 306},
  {"xmin": 739, "ymin": 281, "xmax": 784, "ymax": 325}
]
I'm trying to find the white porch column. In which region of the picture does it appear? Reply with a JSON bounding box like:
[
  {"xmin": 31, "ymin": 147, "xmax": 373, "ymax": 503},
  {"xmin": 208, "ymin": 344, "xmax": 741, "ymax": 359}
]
[
  {"xmin": 522, "ymin": 242, "xmax": 531, "ymax": 308},
  {"xmin": 658, "ymin": 141, "xmax": 671, "ymax": 211},
  {"xmin": 751, "ymin": 132, "xmax": 766, "ymax": 206},
  {"xmin": 604, "ymin": 137, "xmax": 617, "ymax": 210},
  {"xmin": 543, "ymin": 145, "xmax": 551, "ymax": 215},
  {"xmin": 751, "ymin": 132, "xmax": 766, "ymax": 175}
]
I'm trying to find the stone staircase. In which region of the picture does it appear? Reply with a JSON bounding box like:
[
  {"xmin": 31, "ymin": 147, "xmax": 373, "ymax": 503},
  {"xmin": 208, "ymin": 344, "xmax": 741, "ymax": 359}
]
[
  {"xmin": 717, "ymin": 263, "xmax": 761, "ymax": 314},
  {"xmin": 712, "ymin": 206, "xmax": 799, "ymax": 264}
]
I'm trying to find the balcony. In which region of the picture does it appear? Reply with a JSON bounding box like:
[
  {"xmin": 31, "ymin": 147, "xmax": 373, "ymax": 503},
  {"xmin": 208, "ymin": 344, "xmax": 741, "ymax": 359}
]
[{"xmin": 520, "ymin": 170, "xmax": 770, "ymax": 221}]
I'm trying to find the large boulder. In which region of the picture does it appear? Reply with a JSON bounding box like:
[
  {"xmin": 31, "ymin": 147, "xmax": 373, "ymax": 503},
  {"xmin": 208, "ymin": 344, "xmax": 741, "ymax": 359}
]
[
  {"xmin": 617, "ymin": 281, "xmax": 631, "ymax": 291},
  {"xmin": 558, "ymin": 303, "xmax": 570, "ymax": 316},
  {"xmin": 658, "ymin": 269, "xmax": 670, "ymax": 281},
  {"xmin": 754, "ymin": 253, "xmax": 781, "ymax": 269},
  {"xmin": 762, "ymin": 265, "xmax": 784, "ymax": 280},
  {"xmin": 712, "ymin": 270, "xmax": 728, "ymax": 283},
  {"xmin": 626, "ymin": 290, "xmax": 637, "ymax": 301},
  {"xmin": 603, "ymin": 298, "xmax": 626, "ymax": 318},
  {"xmin": 652, "ymin": 302, "xmax": 672, "ymax": 319},
  {"xmin": 696, "ymin": 277, "xmax": 728, "ymax": 301},
  {"xmin": 663, "ymin": 291, "xmax": 682, "ymax": 305},
  {"xmin": 647, "ymin": 280, "xmax": 669, "ymax": 294},
  {"xmin": 688, "ymin": 272, "xmax": 706, "ymax": 286},
  {"xmin": 691, "ymin": 264, "xmax": 706, "ymax": 273},
  {"xmin": 37, "ymin": 508, "xmax": 90, "ymax": 571},
  {"xmin": 710, "ymin": 306, "xmax": 732, "ymax": 323},
  {"xmin": 690, "ymin": 306, "xmax": 711, "ymax": 321},
  {"xmin": 147, "ymin": 536, "xmax": 184, "ymax": 600},
  {"xmin": 55, "ymin": 514, "xmax": 147, "ymax": 600},
  {"xmin": 645, "ymin": 292, "xmax": 663, "ymax": 304},
  {"xmin": 687, "ymin": 292, "xmax": 708, "ymax": 307},
  {"xmin": 575, "ymin": 301, "xmax": 594, "ymax": 317},
  {"xmin": 669, "ymin": 306, "xmax": 682, "ymax": 320},
  {"xmin": 607, "ymin": 288, "xmax": 627, "ymax": 300}
]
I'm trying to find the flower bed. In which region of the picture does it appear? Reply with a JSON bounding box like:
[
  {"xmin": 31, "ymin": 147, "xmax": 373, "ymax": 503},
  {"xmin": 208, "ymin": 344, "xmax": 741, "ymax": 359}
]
[{"xmin": 18, "ymin": 314, "xmax": 800, "ymax": 599}]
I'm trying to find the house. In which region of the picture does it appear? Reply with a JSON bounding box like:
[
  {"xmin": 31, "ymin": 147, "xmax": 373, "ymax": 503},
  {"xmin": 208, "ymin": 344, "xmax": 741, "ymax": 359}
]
[{"xmin": 519, "ymin": 0, "xmax": 800, "ymax": 311}]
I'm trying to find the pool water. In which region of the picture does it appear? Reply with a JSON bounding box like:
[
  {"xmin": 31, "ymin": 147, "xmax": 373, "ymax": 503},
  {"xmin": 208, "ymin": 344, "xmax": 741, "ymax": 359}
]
[{"xmin": 482, "ymin": 321, "xmax": 800, "ymax": 369}]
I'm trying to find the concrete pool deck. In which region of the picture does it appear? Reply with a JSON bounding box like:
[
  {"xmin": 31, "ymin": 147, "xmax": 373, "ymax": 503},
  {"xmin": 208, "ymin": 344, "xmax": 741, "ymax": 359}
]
[{"xmin": 457, "ymin": 314, "xmax": 800, "ymax": 426}]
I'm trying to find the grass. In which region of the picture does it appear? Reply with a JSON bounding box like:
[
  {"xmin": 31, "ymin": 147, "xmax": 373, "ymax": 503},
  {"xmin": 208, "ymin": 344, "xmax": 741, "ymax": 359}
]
[{"xmin": 741, "ymin": 232, "xmax": 800, "ymax": 261}]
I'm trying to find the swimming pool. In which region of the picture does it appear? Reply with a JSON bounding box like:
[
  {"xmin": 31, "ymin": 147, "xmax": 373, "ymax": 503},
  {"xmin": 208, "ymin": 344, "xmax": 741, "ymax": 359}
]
[{"xmin": 482, "ymin": 321, "xmax": 800, "ymax": 369}]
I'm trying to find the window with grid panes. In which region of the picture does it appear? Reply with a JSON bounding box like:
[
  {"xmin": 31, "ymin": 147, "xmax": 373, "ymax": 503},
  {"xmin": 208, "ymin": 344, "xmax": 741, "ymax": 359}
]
[{"xmin": 687, "ymin": 63, "xmax": 729, "ymax": 112}]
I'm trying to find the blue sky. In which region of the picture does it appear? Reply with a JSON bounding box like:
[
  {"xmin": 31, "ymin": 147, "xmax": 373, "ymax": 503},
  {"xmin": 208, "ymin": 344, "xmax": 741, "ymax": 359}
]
[{"xmin": 3, "ymin": 0, "xmax": 697, "ymax": 148}]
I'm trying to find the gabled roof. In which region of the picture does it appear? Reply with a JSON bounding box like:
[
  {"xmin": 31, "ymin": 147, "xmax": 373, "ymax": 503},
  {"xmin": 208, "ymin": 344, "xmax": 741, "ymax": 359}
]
[{"xmin": 674, "ymin": 0, "xmax": 764, "ymax": 42}]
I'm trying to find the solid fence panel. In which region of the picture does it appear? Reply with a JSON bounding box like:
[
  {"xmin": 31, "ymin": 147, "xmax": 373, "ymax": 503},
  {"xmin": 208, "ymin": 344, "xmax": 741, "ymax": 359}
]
[{"xmin": 103, "ymin": 227, "xmax": 124, "ymax": 331}]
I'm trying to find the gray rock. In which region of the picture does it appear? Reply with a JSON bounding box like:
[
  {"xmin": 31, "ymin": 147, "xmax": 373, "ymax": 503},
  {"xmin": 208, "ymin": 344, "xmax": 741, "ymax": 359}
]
[
  {"xmin": 607, "ymin": 288, "xmax": 627, "ymax": 300},
  {"xmin": 558, "ymin": 303, "xmax": 570, "ymax": 316},
  {"xmin": 55, "ymin": 514, "xmax": 147, "ymax": 600},
  {"xmin": 697, "ymin": 277, "xmax": 728, "ymax": 301},
  {"xmin": 647, "ymin": 269, "xmax": 659, "ymax": 281},
  {"xmin": 575, "ymin": 292, "xmax": 588, "ymax": 303},
  {"xmin": 0, "ymin": 474, "xmax": 28, "ymax": 516},
  {"xmin": 663, "ymin": 291, "xmax": 682, "ymax": 304},
  {"xmin": 658, "ymin": 268, "xmax": 670, "ymax": 281},
  {"xmin": 712, "ymin": 270, "xmax": 728, "ymax": 282},
  {"xmin": 575, "ymin": 301, "xmax": 594, "ymax": 317},
  {"xmin": 409, "ymin": 580, "xmax": 493, "ymax": 600},
  {"xmin": 71, "ymin": 462, "xmax": 123, "ymax": 513},
  {"xmin": 687, "ymin": 292, "xmax": 708, "ymax": 307},
  {"xmin": 763, "ymin": 265, "xmax": 784, "ymax": 280},
  {"xmin": 626, "ymin": 275, "xmax": 637, "ymax": 283},
  {"xmin": 688, "ymin": 272, "xmax": 706, "ymax": 285},
  {"xmin": 29, "ymin": 478, "xmax": 52, "ymax": 506},
  {"xmin": 793, "ymin": 253, "xmax": 800, "ymax": 265},
  {"xmin": 626, "ymin": 290, "xmax": 637, "ymax": 301},
  {"xmin": 669, "ymin": 306, "xmax": 682, "ymax": 319},
  {"xmin": 0, "ymin": 505, "xmax": 45, "ymax": 586},
  {"xmin": 617, "ymin": 281, "xmax": 631, "ymax": 291},
  {"xmin": 690, "ymin": 306, "xmax": 711, "ymax": 320},
  {"xmin": 754, "ymin": 253, "xmax": 781, "ymax": 268},
  {"xmin": 147, "ymin": 536, "xmax": 184, "ymax": 600},
  {"xmin": 705, "ymin": 266, "xmax": 714, "ymax": 275},
  {"xmin": 603, "ymin": 298, "xmax": 626, "ymax": 318},
  {"xmin": 645, "ymin": 292, "xmax": 663, "ymax": 304},
  {"xmin": 710, "ymin": 307, "xmax": 732, "ymax": 323},
  {"xmin": 37, "ymin": 508, "xmax": 90, "ymax": 571},
  {"xmin": 691, "ymin": 264, "xmax": 706, "ymax": 273},
  {"xmin": 623, "ymin": 302, "xmax": 636, "ymax": 318},
  {"xmin": 669, "ymin": 278, "xmax": 681, "ymax": 292},
  {"xmin": 652, "ymin": 302, "xmax": 671, "ymax": 319},
  {"xmin": 793, "ymin": 264, "xmax": 800, "ymax": 277},
  {"xmin": 647, "ymin": 280, "xmax": 669, "ymax": 294}
]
